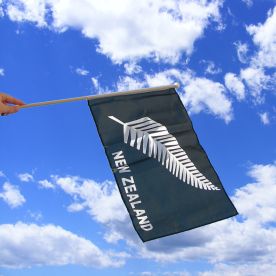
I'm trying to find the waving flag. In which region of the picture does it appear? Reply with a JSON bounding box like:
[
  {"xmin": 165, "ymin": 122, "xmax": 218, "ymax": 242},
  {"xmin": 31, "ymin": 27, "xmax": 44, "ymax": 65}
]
[{"xmin": 88, "ymin": 87, "xmax": 238, "ymax": 242}]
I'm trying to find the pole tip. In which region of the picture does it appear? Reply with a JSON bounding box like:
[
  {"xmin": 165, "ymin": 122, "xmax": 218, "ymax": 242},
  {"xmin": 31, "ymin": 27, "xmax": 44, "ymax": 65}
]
[{"xmin": 174, "ymin": 82, "xmax": 180, "ymax": 89}]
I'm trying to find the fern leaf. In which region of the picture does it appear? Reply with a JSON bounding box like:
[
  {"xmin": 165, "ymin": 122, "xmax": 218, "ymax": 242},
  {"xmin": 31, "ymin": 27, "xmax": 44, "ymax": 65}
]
[{"xmin": 109, "ymin": 116, "xmax": 220, "ymax": 191}]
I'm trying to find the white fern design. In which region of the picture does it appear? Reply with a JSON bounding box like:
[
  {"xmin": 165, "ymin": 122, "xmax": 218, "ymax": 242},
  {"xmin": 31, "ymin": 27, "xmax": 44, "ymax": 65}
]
[{"xmin": 109, "ymin": 116, "xmax": 220, "ymax": 191}]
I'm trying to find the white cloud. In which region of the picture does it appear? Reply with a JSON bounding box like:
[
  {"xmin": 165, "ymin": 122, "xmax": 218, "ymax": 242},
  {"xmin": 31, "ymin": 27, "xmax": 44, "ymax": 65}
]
[
  {"xmin": 115, "ymin": 69, "xmax": 233, "ymax": 123},
  {"xmin": 27, "ymin": 210, "xmax": 43, "ymax": 221},
  {"xmin": 224, "ymin": 72, "xmax": 245, "ymax": 101},
  {"xmin": 117, "ymin": 76, "xmax": 145, "ymax": 92},
  {"xmin": 49, "ymin": 175, "xmax": 134, "ymax": 244},
  {"xmin": 144, "ymin": 69, "xmax": 180, "ymax": 87},
  {"xmin": 240, "ymin": 66, "xmax": 271, "ymax": 102},
  {"xmin": 242, "ymin": 0, "xmax": 253, "ymax": 7},
  {"xmin": 0, "ymin": 222, "xmax": 126, "ymax": 268},
  {"xmin": 259, "ymin": 112, "xmax": 270, "ymax": 125},
  {"xmin": 181, "ymin": 77, "xmax": 233, "ymax": 123},
  {"xmin": 67, "ymin": 202, "xmax": 85, "ymax": 212},
  {"xmin": 200, "ymin": 263, "xmax": 276, "ymax": 276},
  {"xmin": 137, "ymin": 273, "xmax": 191, "ymax": 276},
  {"xmin": 18, "ymin": 172, "xmax": 34, "ymax": 182},
  {"xmin": 163, "ymin": 273, "xmax": 191, "ymax": 276},
  {"xmin": 4, "ymin": 0, "xmax": 222, "ymax": 63},
  {"xmin": 0, "ymin": 171, "xmax": 5, "ymax": 178},
  {"xmin": 90, "ymin": 77, "xmax": 107, "ymax": 94},
  {"xmin": 0, "ymin": 68, "xmax": 4, "ymax": 76},
  {"xmin": 0, "ymin": 0, "xmax": 3, "ymax": 17},
  {"xmin": 75, "ymin": 165, "xmax": 276, "ymax": 265},
  {"xmin": 140, "ymin": 273, "xmax": 155, "ymax": 276},
  {"xmin": 124, "ymin": 62, "xmax": 142, "ymax": 75},
  {"xmin": 6, "ymin": 0, "xmax": 47, "ymax": 27},
  {"xmin": 76, "ymin": 68, "xmax": 89, "ymax": 76},
  {"xmin": 234, "ymin": 42, "xmax": 249, "ymax": 64},
  {"xmin": 233, "ymin": 8, "xmax": 276, "ymax": 103},
  {"xmin": 202, "ymin": 60, "xmax": 222, "ymax": 75},
  {"xmin": 41, "ymin": 161, "xmax": 276, "ymax": 275},
  {"xmin": 232, "ymin": 163, "xmax": 276, "ymax": 224},
  {"xmin": 52, "ymin": 176, "xmax": 128, "ymax": 224},
  {"xmin": 38, "ymin": 179, "xmax": 55, "ymax": 189},
  {"xmin": 246, "ymin": 7, "xmax": 276, "ymax": 68},
  {"xmin": 0, "ymin": 182, "xmax": 26, "ymax": 208},
  {"xmin": 91, "ymin": 77, "xmax": 100, "ymax": 90}
]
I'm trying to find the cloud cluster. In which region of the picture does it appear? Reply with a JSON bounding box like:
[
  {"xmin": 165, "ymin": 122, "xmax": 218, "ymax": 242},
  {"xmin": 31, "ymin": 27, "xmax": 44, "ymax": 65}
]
[
  {"xmin": 2, "ymin": 0, "xmax": 222, "ymax": 63},
  {"xmin": 17, "ymin": 172, "xmax": 34, "ymax": 182},
  {"xmin": 49, "ymin": 175, "xmax": 135, "ymax": 244},
  {"xmin": 0, "ymin": 0, "xmax": 3, "ymax": 17},
  {"xmin": 259, "ymin": 112, "xmax": 270, "ymax": 125},
  {"xmin": 6, "ymin": 0, "xmax": 47, "ymax": 27},
  {"xmin": 247, "ymin": 7, "xmax": 276, "ymax": 69},
  {"xmin": 0, "ymin": 222, "xmax": 126, "ymax": 268},
  {"xmin": 38, "ymin": 179, "xmax": 55, "ymax": 189},
  {"xmin": 116, "ymin": 69, "xmax": 233, "ymax": 122},
  {"xmin": 0, "ymin": 182, "xmax": 25, "ymax": 208},
  {"xmin": 48, "ymin": 161, "xmax": 276, "ymax": 274},
  {"xmin": 200, "ymin": 263, "xmax": 276, "ymax": 276},
  {"xmin": 124, "ymin": 62, "xmax": 142, "ymax": 75},
  {"xmin": 181, "ymin": 76, "xmax": 232, "ymax": 122},
  {"xmin": 234, "ymin": 42, "xmax": 249, "ymax": 64},
  {"xmin": 83, "ymin": 4, "xmax": 275, "ymax": 123},
  {"xmin": 240, "ymin": 67, "xmax": 271, "ymax": 103},
  {"xmin": 52, "ymin": 176, "xmax": 128, "ymax": 224},
  {"xmin": 241, "ymin": 0, "xmax": 253, "ymax": 8},
  {"xmin": 75, "ymin": 68, "xmax": 90, "ymax": 76},
  {"xmin": 2, "ymin": 160, "xmax": 276, "ymax": 274},
  {"xmin": 224, "ymin": 73, "xmax": 245, "ymax": 101},
  {"xmin": 138, "ymin": 272, "xmax": 191, "ymax": 276},
  {"xmin": 1, "ymin": 0, "xmax": 275, "ymax": 124},
  {"xmin": 232, "ymin": 163, "xmax": 276, "ymax": 224},
  {"xmin": 17, "ymin": 172, "xmax": 56, "ymax": 189},
  {"xmin": 201, "ymin": 60, "xmax": 222, "ymax": 75},
  {"xmin": 228, "ymin": 7, "xmax": 276, "ymax": 104}
]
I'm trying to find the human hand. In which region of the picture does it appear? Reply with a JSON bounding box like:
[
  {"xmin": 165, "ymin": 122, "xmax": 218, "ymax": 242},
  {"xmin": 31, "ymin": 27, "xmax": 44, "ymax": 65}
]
[{"xmin": 0, "ymin": 93, "xmax": 25, "ymax": 116}]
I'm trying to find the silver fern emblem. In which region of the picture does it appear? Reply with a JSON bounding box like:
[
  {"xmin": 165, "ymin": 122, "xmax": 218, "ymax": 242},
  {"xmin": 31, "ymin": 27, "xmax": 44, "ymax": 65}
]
[{"xmin": 109, "ymin": 116, "xmax": 220, "ymax": 191}]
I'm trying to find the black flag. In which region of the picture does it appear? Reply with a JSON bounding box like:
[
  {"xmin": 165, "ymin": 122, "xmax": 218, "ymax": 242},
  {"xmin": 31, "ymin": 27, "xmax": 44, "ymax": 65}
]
[{"xmin": 88, "ymin": 87, "xmax": 238, "ymax": 242}]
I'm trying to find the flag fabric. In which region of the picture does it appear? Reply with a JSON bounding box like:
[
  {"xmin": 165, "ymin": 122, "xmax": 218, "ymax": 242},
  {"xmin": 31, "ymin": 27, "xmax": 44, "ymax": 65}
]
[{"xmin": 88, "ymin": 87, "xmax": 238, "ymax": 242}]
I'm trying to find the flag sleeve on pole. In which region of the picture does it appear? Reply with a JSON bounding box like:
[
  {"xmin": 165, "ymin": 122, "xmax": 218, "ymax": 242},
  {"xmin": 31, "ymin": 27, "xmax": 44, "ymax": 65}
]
[{"xmin": 88, "ymin": 87, "xmax": 238, "ymax": 242}]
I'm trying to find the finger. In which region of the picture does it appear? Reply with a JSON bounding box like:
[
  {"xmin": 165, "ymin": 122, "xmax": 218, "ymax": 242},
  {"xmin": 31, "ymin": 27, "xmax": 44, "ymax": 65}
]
[
  {"xmin": 1, "ymin": 105, "xmax": 20, "ymax": 115},
  {"xmin": 0, "ymin": 104, "xmax": 10, "ymax": 114},
  {"xmin": 9, "ymin": 105, "xmax": 20, "ymax": 114},
  {"xmin": 2, "ymin": 94, "xmax": 25, "ymax": 106}
]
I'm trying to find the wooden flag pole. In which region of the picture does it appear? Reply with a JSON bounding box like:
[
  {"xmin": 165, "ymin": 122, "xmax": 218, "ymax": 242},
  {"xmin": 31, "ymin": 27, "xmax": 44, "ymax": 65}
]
[{"xmin": 20, "ymin": 83, "xmax": 180, "ymax": 109}]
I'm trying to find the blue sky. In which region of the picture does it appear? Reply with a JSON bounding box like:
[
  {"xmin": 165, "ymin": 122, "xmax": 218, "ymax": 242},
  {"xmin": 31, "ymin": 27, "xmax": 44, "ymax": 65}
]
[{"xmin": 0, "ymin": 0, "xmax": 276, "ymax": 275}]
